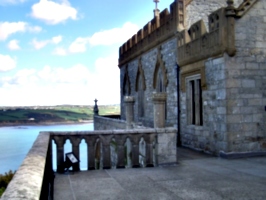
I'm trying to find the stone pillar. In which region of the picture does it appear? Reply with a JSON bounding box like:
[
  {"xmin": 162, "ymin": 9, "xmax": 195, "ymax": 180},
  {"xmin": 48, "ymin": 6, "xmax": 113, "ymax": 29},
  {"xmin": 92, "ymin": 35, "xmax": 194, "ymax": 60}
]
[
  {"xmin": 84, "ymin": 136, "xmax": 97, "ymax": 170},
  {"xmin": 152, "ymin": 92, "xmax": 167, "ymax": 128},
  {"xmin": 69, "ymin": 136, "xmax": 81, "ymax": 171},
  {"xmin": 100, "ymin": 135, "xmax": 113, "ymax": 169},
  {"xmin": 225, "ymin": 0, "xmax": 236, "ymax": 56},
  {"xmin": 115, "ymin": 135, "xmax": 127, "ymax": 169},
  {"xmin": 124, "ymin": 96, "xmax": 135, "ymax": 129},
  {"xmin": 93, "ymin": 99, "xmax": 99, "ymax": 115},
  {"xmin": 53, "ymin": 136, "xmax": 65, "ymax": 173}
]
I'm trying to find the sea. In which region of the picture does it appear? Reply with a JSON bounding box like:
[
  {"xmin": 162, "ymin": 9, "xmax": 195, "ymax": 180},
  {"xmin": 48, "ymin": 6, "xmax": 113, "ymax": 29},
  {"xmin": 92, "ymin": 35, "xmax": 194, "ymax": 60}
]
[{"xmin": 0, "ymin": 123, "xmax": 94, "ymax": 174}]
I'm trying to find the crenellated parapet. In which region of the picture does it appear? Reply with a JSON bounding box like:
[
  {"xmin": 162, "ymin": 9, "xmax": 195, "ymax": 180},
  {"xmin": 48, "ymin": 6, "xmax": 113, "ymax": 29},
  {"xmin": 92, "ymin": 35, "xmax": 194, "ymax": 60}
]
[
  {"xmin": 177, "ymin": 7, "xmax": 233, "ymax": 66},
  {"xmin": 119, "ymin": 0, "xmax": 186, "ymax": 67},
  {"xmin": 177, "ymin": 0, "xmax": 258, "ymax": 66}
]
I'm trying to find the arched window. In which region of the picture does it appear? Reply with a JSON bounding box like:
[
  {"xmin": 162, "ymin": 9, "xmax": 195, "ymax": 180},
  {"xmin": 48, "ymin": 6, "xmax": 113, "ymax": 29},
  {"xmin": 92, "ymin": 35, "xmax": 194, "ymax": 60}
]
[
  {"xmin": 123, "ymin": 66, "xmax": 131, "ymax": 96},
  {"xmin": 153, "ymin": 47, "xmax": 168, "ymax": 119},
  {"xmin": 136, "ymin": 58, "xmax": 146, "ymax": 118},
  {"xmin": 153, "ymin": 47, "xmax": 168, "ymax": 91}
]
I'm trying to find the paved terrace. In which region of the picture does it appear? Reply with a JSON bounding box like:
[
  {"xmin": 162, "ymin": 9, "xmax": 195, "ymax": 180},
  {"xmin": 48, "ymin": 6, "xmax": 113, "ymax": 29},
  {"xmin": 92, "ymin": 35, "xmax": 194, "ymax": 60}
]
[{"xmin": 54, "ymin": 148, "xmax": 266, "ymax": 200}]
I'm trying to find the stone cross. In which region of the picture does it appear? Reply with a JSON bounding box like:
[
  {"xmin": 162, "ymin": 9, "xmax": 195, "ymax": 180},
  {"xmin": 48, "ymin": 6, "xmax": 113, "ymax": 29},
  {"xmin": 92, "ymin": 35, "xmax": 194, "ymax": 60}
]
[{"xmin": 154, "ymin": 0, "xmax": 159, "ymax": 10}]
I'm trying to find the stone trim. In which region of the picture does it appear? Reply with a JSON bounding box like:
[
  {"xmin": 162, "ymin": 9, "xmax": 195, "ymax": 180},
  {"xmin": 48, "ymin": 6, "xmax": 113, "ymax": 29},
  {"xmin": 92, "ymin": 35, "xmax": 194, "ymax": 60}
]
[
  {"xmin": 180, "ymin": 60, "xmax": 207, "ymax": 92},
  {"xmin": 234, "ymin": 0, "xmax": 258, "ymax": 18}
]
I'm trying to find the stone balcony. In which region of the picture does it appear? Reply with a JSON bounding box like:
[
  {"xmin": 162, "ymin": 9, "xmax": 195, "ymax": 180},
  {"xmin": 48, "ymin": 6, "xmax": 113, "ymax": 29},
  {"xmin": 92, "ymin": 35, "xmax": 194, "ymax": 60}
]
[{"xmin": 1, "ymin": 128, "xmax": 177, "ymax": 199}]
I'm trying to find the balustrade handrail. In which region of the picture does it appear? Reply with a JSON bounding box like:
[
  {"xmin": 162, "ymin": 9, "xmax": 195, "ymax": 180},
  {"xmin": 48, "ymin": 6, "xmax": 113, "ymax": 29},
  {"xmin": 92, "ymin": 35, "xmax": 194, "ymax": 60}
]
[{"xmin": 48, "ymin": 127, "xmax": 177, "ymax": 135}]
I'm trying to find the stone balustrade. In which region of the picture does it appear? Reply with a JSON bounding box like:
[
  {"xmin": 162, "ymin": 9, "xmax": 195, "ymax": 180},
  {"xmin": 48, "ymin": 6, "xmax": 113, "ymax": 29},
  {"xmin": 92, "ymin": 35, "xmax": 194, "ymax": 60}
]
[
  {"xmin": 51, "ymin": 128, "xmax": 177, "ymax": 172},
  {"xmin": 2, "ymin": 128, "xmax": 177, "ymax": 199}
]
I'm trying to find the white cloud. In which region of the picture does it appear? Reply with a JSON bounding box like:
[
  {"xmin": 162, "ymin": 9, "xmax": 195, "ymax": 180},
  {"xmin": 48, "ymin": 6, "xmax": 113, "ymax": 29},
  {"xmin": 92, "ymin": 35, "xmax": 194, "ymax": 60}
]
[
  {"xmin": 0, "ymin": 55, "xmax": 120, "ymax": 106},
  {"xmin": 31, "ymin": 0, "xmax": 78, "ymax": 25},
  {"xmin": 0, "ymin": 54, "xmax": 16, "ymax": 71},
  {"xmin": 68, "ymin": 37, "xmax": 89, "ymax": 53},
  {"xmin": 7, "ymin": 39, "xmax": 20, "ymax": 50},
  {"xmin": 89, "ymin": 22, "xmax": 139, "ymax": 46},
  {"xmin": 0, "ymin": 21, "xmax": 42, "ymax": 41},
  {"xmin": 53, "ymin": 22, "xmax": 138, "ymax": 56},
  {"xmin": 31, "ymin": 35, "xmax": 62, "ymax": 49},
  {"xmin": 52, "ymin": 35, "xmax": 62, "ymax": 44},
  {"xmin": 0, "ymin": 21, "xmax": 26, "ymax": 40}
]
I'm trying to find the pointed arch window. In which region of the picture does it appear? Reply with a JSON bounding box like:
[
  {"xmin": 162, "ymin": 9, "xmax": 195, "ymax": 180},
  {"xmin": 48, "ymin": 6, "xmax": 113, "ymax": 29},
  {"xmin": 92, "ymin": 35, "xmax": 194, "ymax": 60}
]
[
  {"xmin": 136, "ymin": 58, "xmax": 146, "ymax": 118},
  {"xmin": 123, "ymin": 66, "xmax": 131, "ymax": 96},
  {"xmin": 153, "ymin": 47, "xmax": 168, "ymax": 119},
  {"xmin": 153, "ymin": 47, "xmax": 168, "ymax": 92}
]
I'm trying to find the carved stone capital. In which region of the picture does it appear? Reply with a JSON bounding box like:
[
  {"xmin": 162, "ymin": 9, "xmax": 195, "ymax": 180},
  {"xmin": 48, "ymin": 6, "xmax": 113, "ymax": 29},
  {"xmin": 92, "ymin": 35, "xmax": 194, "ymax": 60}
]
[
  {"xmin": 124, "ymin": 96, "xmax": 135, "ymax": 103},
  {"xmin": 152, "ymin": 92, "xmax": 167, "ymax": 103}
]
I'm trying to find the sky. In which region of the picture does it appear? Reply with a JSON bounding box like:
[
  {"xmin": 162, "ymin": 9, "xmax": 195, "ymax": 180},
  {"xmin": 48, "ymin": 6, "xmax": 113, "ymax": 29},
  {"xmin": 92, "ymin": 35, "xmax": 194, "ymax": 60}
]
[{"xmin": 0, "ymin": 0, "xmax": 174, "ymax": 106}]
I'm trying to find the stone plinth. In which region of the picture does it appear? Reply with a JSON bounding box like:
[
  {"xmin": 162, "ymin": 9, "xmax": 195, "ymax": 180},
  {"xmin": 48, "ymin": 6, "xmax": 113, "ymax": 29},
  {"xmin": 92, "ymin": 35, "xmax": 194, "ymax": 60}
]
[
  {"xmin": 124, "ymin": 96, "xmax": 135, "ymax": 129},
  {"xmin": 152, "ymin": 93, "xmax": 167, "ymax": 128}
]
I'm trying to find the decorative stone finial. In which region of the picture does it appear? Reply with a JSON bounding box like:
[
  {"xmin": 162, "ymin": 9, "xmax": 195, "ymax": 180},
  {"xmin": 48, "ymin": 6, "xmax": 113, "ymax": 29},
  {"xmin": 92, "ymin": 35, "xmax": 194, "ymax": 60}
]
[
  {"xmin": 226, "ymin": 0, "xmax": 236, "ymax": 16},
  {"xmin": 93, "ymin": 99, "xmax": 99, "ymax": 115},
  {"xmin": 153, "ymin": 0, "xmax": 160, "ymax": 17},
  {"xmin": 226, "ymin": 0, "xmax": 234, "ymax": 7}
]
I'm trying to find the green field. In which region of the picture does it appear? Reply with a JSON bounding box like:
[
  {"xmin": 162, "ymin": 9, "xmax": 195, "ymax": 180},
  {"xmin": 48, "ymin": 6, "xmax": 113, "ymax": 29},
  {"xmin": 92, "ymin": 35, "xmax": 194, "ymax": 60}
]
[{"xmin": 0, "ymin": 105, "xmax": 120, "ymax": 123}]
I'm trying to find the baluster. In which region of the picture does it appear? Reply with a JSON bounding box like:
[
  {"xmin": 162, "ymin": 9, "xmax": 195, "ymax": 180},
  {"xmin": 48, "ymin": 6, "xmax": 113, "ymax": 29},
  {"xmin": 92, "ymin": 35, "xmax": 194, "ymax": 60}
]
[
  {"xmin": 84, "ymin": 136, "xmax": 97, "ymax": 170},
  {"xmin": 69, "ymin": 136, "xmax": 82, "ymax": 171},
  {"xmin": 144, "ymin": 133, "xmax": 156, "ymax": 167},
  {"xmin": 115, "ymin": 135, "xmax": 127, "ymax": 168},
  {"xmin": 53, "ymin": 136, "xmax": 65, "ymax": 173},
  {"xmin": 100, "ymin": 135, "xmax": 113, "ymax": 169},
  {"xmin": 130, "ymin": 134, "xmax": 142, "ymax": 168}
]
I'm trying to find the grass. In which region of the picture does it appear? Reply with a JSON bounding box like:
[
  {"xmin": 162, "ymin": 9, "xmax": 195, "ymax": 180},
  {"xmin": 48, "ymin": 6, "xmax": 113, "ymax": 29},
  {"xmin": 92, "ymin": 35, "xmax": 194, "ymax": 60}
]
[{"xmin": 0, "ymin": 105, "xmax": 120, "ymax": 123}]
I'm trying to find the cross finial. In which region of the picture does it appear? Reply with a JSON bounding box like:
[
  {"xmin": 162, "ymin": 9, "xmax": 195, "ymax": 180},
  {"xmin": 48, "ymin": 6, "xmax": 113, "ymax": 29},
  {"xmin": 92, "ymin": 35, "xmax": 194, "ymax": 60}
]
[{"xmin": 154, "ymin": 0, "xmax": 159, "ymax": 10}]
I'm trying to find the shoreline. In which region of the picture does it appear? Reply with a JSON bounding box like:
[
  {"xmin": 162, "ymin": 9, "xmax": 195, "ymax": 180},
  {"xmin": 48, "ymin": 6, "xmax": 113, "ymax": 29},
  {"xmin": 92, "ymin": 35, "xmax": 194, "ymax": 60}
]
[{"xmin": 0, "ymin": 120, "xmax": 93, "ymax": 127}]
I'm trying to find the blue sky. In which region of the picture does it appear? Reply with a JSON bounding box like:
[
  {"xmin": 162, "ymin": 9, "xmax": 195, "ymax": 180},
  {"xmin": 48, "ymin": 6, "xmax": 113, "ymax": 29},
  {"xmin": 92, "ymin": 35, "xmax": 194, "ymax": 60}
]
[{"xmin": 0, "ymin": 0, "xmax": 173, "ymax": 106}]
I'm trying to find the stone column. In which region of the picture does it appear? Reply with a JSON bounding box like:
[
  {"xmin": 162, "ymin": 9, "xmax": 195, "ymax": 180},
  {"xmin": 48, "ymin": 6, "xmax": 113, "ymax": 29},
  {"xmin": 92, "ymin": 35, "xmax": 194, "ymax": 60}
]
[
  {"xmin": 84, "ymin": 136, "xmax": 97, "ymax": 170},
  {"xmin": 152, "ymin": 92, "xmax": 167, "ymax": 128},
  {"xmin": 124, "ymin": 96, "xmax": 135, "ymax": 129},
  {"xmin": 69, "ymin": 136, "xmax": 81, "ymax": 171},
  {"xmin": 53, "ymin": 136, "xmax": 65, "ymax": 173}
]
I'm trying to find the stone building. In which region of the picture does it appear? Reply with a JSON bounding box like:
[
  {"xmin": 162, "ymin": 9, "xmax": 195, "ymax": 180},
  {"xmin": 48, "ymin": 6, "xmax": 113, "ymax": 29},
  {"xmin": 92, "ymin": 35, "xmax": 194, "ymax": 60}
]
[{"xmin": 117, "ymin": 0, "xmax": 266, "ymax": 156}]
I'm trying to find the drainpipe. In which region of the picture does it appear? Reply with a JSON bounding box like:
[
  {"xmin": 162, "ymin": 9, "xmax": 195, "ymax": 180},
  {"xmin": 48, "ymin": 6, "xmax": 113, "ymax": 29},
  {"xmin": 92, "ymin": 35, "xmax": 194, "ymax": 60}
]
[{"xmin": 176, "ymin": 63, "xmax": 181, "ymax": 146}]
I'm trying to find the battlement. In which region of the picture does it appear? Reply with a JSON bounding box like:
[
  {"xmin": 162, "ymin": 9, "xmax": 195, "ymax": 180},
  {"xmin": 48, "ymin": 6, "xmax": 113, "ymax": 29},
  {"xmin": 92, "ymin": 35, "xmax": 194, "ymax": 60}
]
[
  {"xmin": 177, "ymin": 7, "xmax": 228, "ymax": 66},
  {"xmin": 177, "ymin": 0, "xmax": 259, "ymax": 66},
  {"xmin": 119, "ymin": 0, "xmax": 186, "ymax": 67}
]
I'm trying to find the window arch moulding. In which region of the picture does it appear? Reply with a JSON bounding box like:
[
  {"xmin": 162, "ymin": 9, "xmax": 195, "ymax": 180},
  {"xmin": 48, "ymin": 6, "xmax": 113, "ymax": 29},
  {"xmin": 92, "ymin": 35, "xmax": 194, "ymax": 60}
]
[
  {"xmin": 135, "ymin": 57, "xmax": 146, "ymax": 92},
  {"xmin": 153, "ymin": 46, "xmax": 168, "ymax": 91},
  {"xmin": 123, "ymin": 65, "xmax": 131, "ymax": 96}
]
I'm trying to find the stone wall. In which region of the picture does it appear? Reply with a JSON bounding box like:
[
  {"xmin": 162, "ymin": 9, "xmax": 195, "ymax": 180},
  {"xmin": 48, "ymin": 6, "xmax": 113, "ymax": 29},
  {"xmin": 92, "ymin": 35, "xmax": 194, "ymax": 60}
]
[
  {"xmin": 180, "ymin": 57, "xmax": 228, "ymax": 154},
  {"xmin": 94, "ymin": 115, "xmax": 126, "ymax": 130},
  {"xmin": 120, "ymin": 37, "xmax": 178, "ymax": 128},
  {"xmin": 224, "ymin": 0, "xmax": 266, "ymax": 152}
]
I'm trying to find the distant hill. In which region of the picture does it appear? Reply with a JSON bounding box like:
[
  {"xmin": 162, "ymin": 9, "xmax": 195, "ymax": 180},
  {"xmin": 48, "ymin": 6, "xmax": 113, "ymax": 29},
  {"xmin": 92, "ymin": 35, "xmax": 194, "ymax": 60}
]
[{"xmin": 0, "ymin": 105, "xmax": 120, "ymax": 125}]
